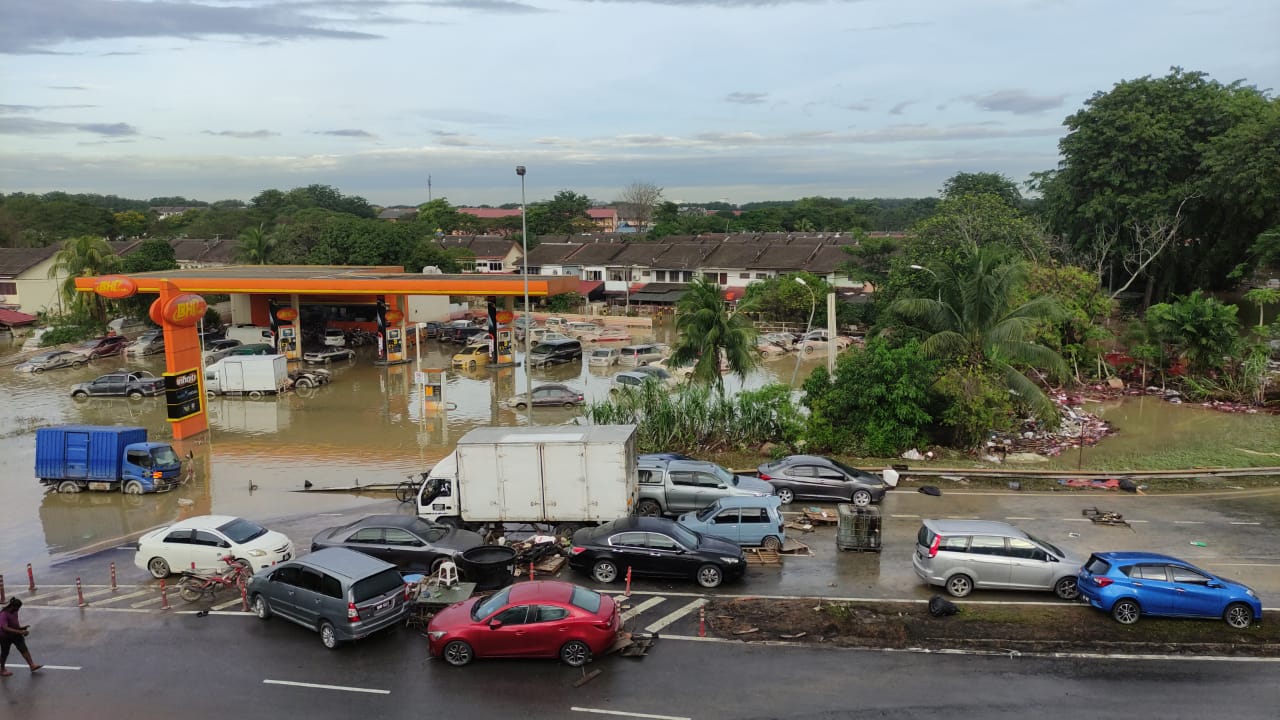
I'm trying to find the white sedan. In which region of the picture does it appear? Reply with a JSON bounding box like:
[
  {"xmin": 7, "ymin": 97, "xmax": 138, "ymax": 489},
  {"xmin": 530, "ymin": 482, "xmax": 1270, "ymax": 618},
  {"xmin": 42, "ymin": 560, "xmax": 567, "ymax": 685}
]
[{"xmin": 135, "ymin": 515, "xmax": 294, "ymax": 578}]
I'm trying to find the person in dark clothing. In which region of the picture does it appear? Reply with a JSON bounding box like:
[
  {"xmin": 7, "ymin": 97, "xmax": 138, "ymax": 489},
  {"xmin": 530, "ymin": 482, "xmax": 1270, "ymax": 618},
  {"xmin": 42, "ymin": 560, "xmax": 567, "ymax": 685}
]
[{"xmin": 0, "ymin": 597, "xmax": 42, "ymax": 676}]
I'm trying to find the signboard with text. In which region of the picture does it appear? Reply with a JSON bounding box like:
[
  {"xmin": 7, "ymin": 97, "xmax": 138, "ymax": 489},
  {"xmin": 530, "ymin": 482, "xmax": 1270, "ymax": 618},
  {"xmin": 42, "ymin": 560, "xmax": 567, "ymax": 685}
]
[{"xmin": 164, "ymin": 367, "xmax": 203, "ymax": 422}]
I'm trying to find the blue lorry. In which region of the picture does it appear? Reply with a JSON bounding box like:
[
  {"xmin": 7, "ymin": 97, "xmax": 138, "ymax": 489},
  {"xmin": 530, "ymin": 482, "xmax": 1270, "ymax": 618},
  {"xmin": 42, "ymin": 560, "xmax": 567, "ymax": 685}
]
[{"xmin": 35, "ymin": 425, "xmax": 185, "ymax": 495}]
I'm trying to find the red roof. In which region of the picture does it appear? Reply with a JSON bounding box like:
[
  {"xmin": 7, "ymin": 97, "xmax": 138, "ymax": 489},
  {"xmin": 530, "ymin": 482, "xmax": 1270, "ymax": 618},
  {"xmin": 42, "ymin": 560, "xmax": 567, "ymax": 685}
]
[
  {"xmin": 587, "ymin": 208, "xmax": 617, "ymax": 220},
  {"xmin": 578, "ymin": 280, "xmax": 604, "ymax": 296},
  {"xmin": 458, "ymin": 207, "xmax": 522, "ymax": 219},
  {"xmin": 0, "ymin": 308, "xmax": 38, "ymax": 327}
]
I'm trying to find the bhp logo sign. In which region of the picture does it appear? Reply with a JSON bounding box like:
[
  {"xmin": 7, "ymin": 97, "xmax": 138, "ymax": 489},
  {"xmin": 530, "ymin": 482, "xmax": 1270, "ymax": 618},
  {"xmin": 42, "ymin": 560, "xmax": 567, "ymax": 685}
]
[
  {"xmin": 93, "ymin": 276, "xmax": 138, "ymax": 299},
  {"xmin": 163, "ymin": 294, "xmax": 208, "ymax": 327}
]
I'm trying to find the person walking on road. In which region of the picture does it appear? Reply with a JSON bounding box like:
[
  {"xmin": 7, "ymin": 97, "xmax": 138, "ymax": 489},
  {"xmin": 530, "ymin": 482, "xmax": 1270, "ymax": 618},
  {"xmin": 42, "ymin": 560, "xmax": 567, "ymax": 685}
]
[{"xmin": 1, "ymin": 597, "xmax": 42, "ymax": 676}]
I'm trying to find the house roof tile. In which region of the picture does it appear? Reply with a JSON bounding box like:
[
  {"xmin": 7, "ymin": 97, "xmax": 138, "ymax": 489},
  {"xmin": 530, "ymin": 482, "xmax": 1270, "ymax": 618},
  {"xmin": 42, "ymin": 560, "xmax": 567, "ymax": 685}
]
[
  {"xmin": 803, "ymin": 245, "xmax": 853, "ymax": 274},
  {"xmin": 750, "ymin": 244, "xmax": 819, "ymax": 269},
  {"xmin": 457, "ymin": 207, "xmax": 522, "ymax": 219},
  {"xmin": 700, "ymin": 243, "xmax": 764, "ymax": 269},
  {"xmin": 525, "ymin": 243, "xmax": 584, "ymax": 266},
  {"xmin": 654, "ymin": 243, "xmax": 712, "ymax": 269},
  {"xmin": 565, "ymin": 242, "xmax": 625, "ymax": 265},
  {"xmin": 0, "ymin": 246, "xmax": 59, "ymax": 277}
]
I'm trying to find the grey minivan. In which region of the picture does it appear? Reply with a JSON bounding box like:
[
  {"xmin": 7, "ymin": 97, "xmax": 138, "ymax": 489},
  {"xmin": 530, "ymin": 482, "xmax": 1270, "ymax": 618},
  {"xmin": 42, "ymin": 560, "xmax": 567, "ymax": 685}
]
[
  {"xmin": 912, "ymin": 519, "xmax": 1083, "ymax": 600},
  {"xmin": 527, "ymin": 338, "xmax": 582, "ymax": 366},
  {"xmin": 246, "ymin": 547, "xmax": 407, "ymax": 649}
]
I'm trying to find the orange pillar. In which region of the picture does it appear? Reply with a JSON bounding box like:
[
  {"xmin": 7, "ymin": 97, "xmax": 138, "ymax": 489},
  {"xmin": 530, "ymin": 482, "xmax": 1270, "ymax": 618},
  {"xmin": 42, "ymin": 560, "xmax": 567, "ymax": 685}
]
[{"xmin": 155, "ymin": 280, "xmax": 209, "ymax": 440}]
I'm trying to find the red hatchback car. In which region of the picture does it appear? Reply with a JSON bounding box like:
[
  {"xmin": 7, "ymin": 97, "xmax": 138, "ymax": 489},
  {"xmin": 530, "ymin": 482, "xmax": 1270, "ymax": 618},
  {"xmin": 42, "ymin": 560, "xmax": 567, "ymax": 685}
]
[{"xmin": 427, "ymin": 581, "xmax": 619, "ymax": 667}]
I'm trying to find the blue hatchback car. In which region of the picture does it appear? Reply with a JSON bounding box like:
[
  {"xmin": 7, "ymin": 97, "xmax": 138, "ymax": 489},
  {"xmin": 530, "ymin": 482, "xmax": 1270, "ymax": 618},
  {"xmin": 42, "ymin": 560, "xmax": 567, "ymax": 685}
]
[
  {"xmin": 1077, "ymin": 551, "xmax": 1262, "ymax": 628},
  {"xmin": 676, "ymin": 496, "xmax": 786, "ymax": 551}
]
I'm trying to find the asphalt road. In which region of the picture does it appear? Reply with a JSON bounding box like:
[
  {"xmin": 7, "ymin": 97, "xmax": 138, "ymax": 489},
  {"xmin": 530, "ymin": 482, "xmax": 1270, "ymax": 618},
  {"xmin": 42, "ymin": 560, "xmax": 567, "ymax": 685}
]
[{"xmin": 3, "ymin": 607, "xmax": 1278, "ymax": 720}]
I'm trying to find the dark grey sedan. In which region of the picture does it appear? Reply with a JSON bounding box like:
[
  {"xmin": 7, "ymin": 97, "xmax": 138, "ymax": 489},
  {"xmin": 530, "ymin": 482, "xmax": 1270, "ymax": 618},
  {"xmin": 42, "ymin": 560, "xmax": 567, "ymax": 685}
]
[
  {"xmin": 757, "ymin": 455, "xmax": 888, "ymax": 507},
  {"xmin": 310, "ymin": 514, "xmax": 482, "ymax": 574}
]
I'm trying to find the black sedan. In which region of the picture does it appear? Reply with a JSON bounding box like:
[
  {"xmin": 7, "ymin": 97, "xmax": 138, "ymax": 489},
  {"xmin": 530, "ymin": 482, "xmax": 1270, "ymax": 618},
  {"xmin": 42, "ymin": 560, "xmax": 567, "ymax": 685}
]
[
  {"xmin": 70, "ymin": 371, "xmax": 165, "ymax": 399},
  {"xmin": 310, "ymin": 514, "xmax": 483, "ymax": 574},
  {"xmin": 568, "ymin": 516, "xmax": 745, "ymax": 589},
  {"xmin": 757, "ymin": 455, "xmax": 888, "ymax": 507}
]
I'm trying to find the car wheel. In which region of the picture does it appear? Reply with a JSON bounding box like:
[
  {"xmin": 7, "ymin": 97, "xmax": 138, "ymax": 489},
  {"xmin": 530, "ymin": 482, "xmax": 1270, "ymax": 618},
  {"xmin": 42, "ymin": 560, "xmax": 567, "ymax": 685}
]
[
  {"xmin": 57, "ymin": 480, "xmax": 81, "ymax": 494},
  {"xmin": 251, "ymin": 594, "xmax": 271, "ymax": 620},
  {"xmin": 123, "ymin": 480, "xmax": 144, "ymax": 495},
  {"xmin": 1224, "ymin": 602, "xmax": 1254, "ymax": 629},
  {"xmin": 775, "ymin": 487, "xmax": 795, "ymax": 505},
  {"xmin": 851, "ymin": 489, "xmax": 873, "ymax": 507},
  {"xmin": 559, "ymin": 640, "xmax": 591, "ymax": 668},
  {"xmin": 127, "ymin": 390, "xmax": 143, "ymax": 400},
  {"xmin": 803, "ymin": 345, "xmax": 815, "ymax": 356},
  {"xmin": 760, "ymin": 535, "xmax": 782, "ymax": 552},
  {"xmin": 515, "ymin": 402, "xmax": 527, "ymax": 410},
  {"xmin": 147, "ymin": 557, "xmax": 171, "ymax": 579},
  {"xmin": 696, "ymin": 564, "xmax": 723, "ymax": 589},
  {"xmin": 73, "ymin": 360, "xmax": 86, "ymax": 367},
  {"xmin": 319, "ymin": 621, "xmax": 339, "ymax": 650},
  {"xmin": 591, "ymin": 560, "xmax": 619, "ymax": 584},
  {"xmin": 295, "ymin": 378, "xmax": 313, "ymax": 388},
  {"xmin": 178, "ymin": 578, "xmax": 205, "ymax": 603},
  {"xmin": 33, "ymin": 367, "xmax": 43, "ymax": 374},
  {"xmin": 562, "ymin": 401, "xmax": 575, "ymax": 409},
  {"xmin": 1053, "ymin": 576, "xmax": 1079, "ymax": 601},
  {"xmin": 1111, "ymin": 599, "xmax": 1141, "ymax": 625},
  {"xmin": 945, "ymin": 574, "xmax": 973, "ymax": 598},
  {"xmin": 443, "ymin": 640, "xmax": 474, "ymax": 667},
  {"xmin": 71, "ymin": 390, "xmax": 88, "ymax": 400},
  {"xmin": 636, "ymin": 499, "xmax": 661, "ymax": 517}
]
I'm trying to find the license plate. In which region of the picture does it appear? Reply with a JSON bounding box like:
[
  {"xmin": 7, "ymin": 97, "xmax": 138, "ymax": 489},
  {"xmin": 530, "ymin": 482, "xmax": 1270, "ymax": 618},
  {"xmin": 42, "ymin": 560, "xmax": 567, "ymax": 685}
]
[{"xmin": 374, "ymin": 599, "xmax": 392, "ymax": 612}]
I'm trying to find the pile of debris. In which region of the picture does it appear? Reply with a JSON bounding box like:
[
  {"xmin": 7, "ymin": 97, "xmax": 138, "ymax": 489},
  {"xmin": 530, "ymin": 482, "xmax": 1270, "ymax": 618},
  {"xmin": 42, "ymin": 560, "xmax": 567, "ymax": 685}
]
[{"xmin": 984, "ymin": 398, "xmax": 1115, "ymax": 460}]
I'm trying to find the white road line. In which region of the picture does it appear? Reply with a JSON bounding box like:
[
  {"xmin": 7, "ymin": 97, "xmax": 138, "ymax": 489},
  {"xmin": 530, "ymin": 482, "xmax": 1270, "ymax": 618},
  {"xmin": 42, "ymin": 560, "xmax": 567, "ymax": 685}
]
[
  {"xmin": 38, "ymin": 665, "xmax": 82, "ymax": 671},
  {"xmin": 211, "ymin": 597, "xmax": 245, "ymax": 611},
  {"xmin": 99, "ymin": 589, "xmax": 152, "ymax": 605},
  {"xmin": 1005, "ymin": 517, "xmax": 1036, "ymax": 520},
  {"xmin": 944, "ymin": 516, "xmax": 980, "ymax": 520},
  {"xmin": 1230, "ymin": 521, "xmax": 1262, "ymax": 525},
  {"xmin": 619, "ymin": 596, "xmax": 665, "ymax": 623},
  {"xmin": 77, "ymin": 587, "xmax": 118, "ymax": 602},
  {"xmin": 645, "ymin": 598, "xmax": 706, "ymax": 634},
  {"xmin": 24, "ymin": 605, "xmax": 152, "ymax": 613},
  {"xmin": 317, "ymin": 513, "xmax": 346, "ymax": 517},
  {"xmin": 1062, "ymin": 518, "xmax": 1093, "ymax": 522},
  {"xmin": 890, "ymin": 514, "xmax": 919, "ymax": 518},
  {"xmin": 1174, "ymin": 521, "xmax": 1206, "ymax": 524},
  {"xmin": 177, "ymin": 610, "xmax": 254, "ymax": 617},
  {"xmin": 1129, "ymin": 520, "xmax": 1149, "ymax": 523},
  {"xmin": 130, "ymin": 595, "xmax": 164, "ymax": 608},
  {"xmin": 263, "ymin": 679, "xmax": 390, "ymax": 695},
  {"xmin": 571, "ymin": 707, "xmax": 691, "ymax": 720}
]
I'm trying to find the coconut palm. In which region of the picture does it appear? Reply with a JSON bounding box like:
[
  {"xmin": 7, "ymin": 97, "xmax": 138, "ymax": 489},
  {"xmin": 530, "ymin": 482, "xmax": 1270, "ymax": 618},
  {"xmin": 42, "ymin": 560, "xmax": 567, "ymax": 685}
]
[
  {"xmin": 669, "ymin": 276, "xmax": 759, "ymax": 390},
  {"xmin": 889, "ymin": 245, "xmax": 1068, "ymax": 421},
  {"xmin": 48, "ymin": 235, "xmax": 121, "ymax": 320},
  {"xmin": 236, "ymin": 225, "xmax": 275, "ymax": 264}
]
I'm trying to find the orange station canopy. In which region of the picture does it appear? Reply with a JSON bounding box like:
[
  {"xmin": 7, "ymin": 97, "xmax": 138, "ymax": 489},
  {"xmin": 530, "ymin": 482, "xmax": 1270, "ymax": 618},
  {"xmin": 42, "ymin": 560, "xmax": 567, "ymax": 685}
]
[{"xmin": 74, "ymin": 265, "xmax": 582, "ymax": 297}]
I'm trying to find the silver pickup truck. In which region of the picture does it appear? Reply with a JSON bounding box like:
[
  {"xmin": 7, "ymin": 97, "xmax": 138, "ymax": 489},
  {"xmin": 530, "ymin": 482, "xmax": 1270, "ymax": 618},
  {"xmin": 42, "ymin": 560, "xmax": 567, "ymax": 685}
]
[{"xmin": 635, "ymin": 457, "xmax": 773, "ymax": 517}]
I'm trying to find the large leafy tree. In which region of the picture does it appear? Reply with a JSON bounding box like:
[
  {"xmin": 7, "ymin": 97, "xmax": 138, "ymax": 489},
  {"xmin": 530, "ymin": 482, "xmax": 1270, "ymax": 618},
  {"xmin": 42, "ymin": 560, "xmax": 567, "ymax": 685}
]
[
  {"xmin": 1144, "ymin": 290, "xmax": 1240, "ymax": 374},
  {"xmin": 889, "ymin": 244, "xmax": 1068, "ymax": 425},
  {"xmin": 236, "ymin": 225, "xmax": 276, "ymax": 264},
  {"xmin": 1036, "ymin": 68, "xmax": 1280, "ymax": 301},
  {"xmin": 48, "ymin": 235, "xmax": 120, "ymax": 321},
  {"xmin": 942, "ymin": 172, "xmax": 1023, "ymax": 209},
  {"xmin": 669, "ymin": 277, "xmax": 759, "ymax": 390},
  {"xmin": 742, "ymin": 272, "xmax": 831, "ymax": 326},
  {"xmin": 415, "ymin": 198, "xmax": 463, "ymax": 235}
]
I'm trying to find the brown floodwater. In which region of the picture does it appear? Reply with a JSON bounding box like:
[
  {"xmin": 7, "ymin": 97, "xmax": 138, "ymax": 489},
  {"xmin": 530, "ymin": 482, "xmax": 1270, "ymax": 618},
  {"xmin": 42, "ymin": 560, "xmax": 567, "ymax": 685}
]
[{"xmin": 1, "ymin": 331, "xmax": 1276, "ymax": 572}]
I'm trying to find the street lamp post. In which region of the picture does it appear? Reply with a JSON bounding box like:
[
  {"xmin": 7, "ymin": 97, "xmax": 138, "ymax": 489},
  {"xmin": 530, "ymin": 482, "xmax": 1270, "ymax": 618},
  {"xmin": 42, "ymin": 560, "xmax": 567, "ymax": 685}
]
[
  {"xmin": 789, "ymin": 277, "xmax": 817, "ymax": 387},
  {"xmin": 517, "ymin": 165, "xmax": 532, "ymax": 425},
  {"xmin": 909, "ymin": 264, "xmax": 941, "ymax": 302}
]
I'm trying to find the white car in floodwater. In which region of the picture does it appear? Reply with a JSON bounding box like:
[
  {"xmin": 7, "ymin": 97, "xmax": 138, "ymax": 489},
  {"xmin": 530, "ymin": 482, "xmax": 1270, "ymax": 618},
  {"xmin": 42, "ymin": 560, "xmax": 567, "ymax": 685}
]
[{"xmin": 135, "ymin": 515, "xmax": 294, "ymax": 578}]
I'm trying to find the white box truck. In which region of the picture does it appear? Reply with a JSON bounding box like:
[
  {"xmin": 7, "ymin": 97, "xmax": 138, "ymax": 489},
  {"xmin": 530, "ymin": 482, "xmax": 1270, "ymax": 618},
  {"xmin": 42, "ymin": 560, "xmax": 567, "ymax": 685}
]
[
  {"xmin": 205, "ymin": 355, "xmax": 288, "ymax": 397},
  {"xmin": 417, "ymin": 425, "xmax": 639, "ymax": 537}
]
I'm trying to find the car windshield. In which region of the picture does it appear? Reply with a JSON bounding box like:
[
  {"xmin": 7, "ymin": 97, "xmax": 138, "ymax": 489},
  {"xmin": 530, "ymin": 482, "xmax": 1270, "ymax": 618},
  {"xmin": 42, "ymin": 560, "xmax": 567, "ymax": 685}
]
[
  {"xmin": 352, "ymin": 569, "xmax": 404, "ymax": 603},
  {"xmin": 1027, "ymin": 533, "xmax": 1064, "ymax": 558},
  {"xmin": 408, "ymin": 518, "xmax": 449, "ymax": 543},
  {"xmin": 710, "ymin": 465, "xmax": 735, "ymax": 484},
  {"xmin": 695, "ymin": 504, "xmax": 721, "ymax": 522},
  {"xmin": 471, "ymin": 587, "xmax": 511, "ymax": 620},
  {"xmin": 218, "ymin": 517, "xmax": 267, "ymax": 544},
  {"xmin": 669, "ymin": 523, "xmax": 699, "ymax": 547},
  {"xmin": 570, "ymin": 586, "xmax": 602, "ymax": 613},
  {"xmin": 530, "ymin": 343, "xmax": 555, "ymax": 354},
  {"xmin": 592, "ymin": 350, "xmax": 612, "ymax": 357},
  {"xmin": 151, "ymin": 447, "xmax": 181, "ymax": 466}
]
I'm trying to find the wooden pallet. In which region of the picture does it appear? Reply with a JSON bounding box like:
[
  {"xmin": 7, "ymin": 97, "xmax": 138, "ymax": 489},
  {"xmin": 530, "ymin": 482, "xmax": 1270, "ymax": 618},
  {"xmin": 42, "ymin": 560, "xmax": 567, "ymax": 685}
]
[
  {"xmin": 802, "ymin": 510, "xmax": 838, "ymax": 525},
  {"xmin": 745, "ymin": 548, "xmax": 782, "ymax": 565},
  {"xmin": 535, "ymin": 555, "xmax": 566, "ymax": 574}
]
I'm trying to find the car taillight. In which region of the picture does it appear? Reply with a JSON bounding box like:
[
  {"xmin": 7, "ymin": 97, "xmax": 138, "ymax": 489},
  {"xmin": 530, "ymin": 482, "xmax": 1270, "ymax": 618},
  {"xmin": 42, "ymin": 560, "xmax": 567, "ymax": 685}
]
[
  {"xmin": 347, "ymin": 602, "xmax": 360, "ymax": 622},
  {"xmin": 758, "ymin": 472, "xmax": 772, "ymax": 481},
  {"xmin": 570, "ymin": 546, "xmax": 587, "ymax": 555},
  {"xmin": 403, "ymin": 584, "xmax": 412, "ymax": 601},
  {"xmin": 928, "ymin": 535, "xmax": 941, "ymax": 558},
  {"xmin": 1092, "ymin": 577, "xmax": 1113, "ymax": 588}
]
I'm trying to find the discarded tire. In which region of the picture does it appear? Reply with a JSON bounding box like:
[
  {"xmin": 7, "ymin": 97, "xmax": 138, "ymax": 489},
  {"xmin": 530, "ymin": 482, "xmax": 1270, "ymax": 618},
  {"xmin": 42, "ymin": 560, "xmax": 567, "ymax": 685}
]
[{"xmin": 459, "ymin": 545, "xmax": 516, "ymax": 591}]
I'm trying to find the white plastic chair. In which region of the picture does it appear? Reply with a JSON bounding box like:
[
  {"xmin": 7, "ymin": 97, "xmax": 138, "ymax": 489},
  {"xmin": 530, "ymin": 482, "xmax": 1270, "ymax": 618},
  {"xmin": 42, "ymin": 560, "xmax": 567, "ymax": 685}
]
[{"xmin": 435, "ymin": 561, "xmax": 459, "ymax": 588}]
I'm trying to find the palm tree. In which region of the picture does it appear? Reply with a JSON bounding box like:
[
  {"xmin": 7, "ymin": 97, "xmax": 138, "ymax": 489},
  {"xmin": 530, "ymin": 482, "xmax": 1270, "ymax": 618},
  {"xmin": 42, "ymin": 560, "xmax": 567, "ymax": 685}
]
[
  {"xmin": 889, "ymin": 245, "xmax": 1068, "ymax": 421},
  {"xmin": 48, "ymin": 235, "xmax": 120, "ymax": 321},
  {"xmin": 669, "ymin": 276, "xmax": 759, "ymax": 390},
  {"xmin": 236, "ymin": 225, "xmax": 275, "ymax": 264}
]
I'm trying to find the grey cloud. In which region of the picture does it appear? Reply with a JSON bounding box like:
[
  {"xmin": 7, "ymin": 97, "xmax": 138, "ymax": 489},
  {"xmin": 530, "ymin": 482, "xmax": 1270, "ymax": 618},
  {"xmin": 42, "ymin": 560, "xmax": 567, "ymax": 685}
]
[
  {"xmin": 725, "ymin": 92, "xmax": 768, "ymax": 105},
  {"xmin": 0, "ymin": 103, "xmax": 96, "ymax": 113},
  {"xmin": 314, "ymin": 129, "xmax": 376, "ymax": 138},
  {"xmin": 847, "ymin": 21, "xmax": 932, "ymax": 32},
  {"xmin": 425, "ymin": 0, "xmax": 545, "ymax": 12},
  {"xmin": 843, "ymin": 102, "xmax": 871, "ymax": 112},
  {"xmin": 964, "ymin": 89, "xmax": 1068, "ymax": 115},
  {"xmin": 579, "ymin": 1, "xmax": 866, "ymax": 6},
  {"xmin": 48, "ymin": 85, "xmax": 88, "ymax": 90},
  {"xmin": 202, "ymin": 129, "xmax": 279, "ymax": 139},
  {"xmin": 1, "ymin": 0, "xmax": 386, "ymax": 54},
  {"xmin": 0, "ymin": 117, "xmax": 137, "ymax": 135},
  {"xmin": 889, "ymin": 100, "xmax": 915, "ymax": 115},
  {"xmin": 431, "ymin": 130, "xmax": 478, "ymax": 147}
]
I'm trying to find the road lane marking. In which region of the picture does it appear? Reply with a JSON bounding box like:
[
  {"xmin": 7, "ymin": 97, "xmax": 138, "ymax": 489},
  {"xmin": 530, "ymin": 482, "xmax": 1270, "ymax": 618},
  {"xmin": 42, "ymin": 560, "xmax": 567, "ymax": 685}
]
[
  {"xmin": 23, "ymin": 604, "xmax": 151, "ymax": 613},
  {"xmin": 619, "ymin": 596, "xmax": 665, "ymax": 623},
  {"xmin": 1174, "ymin": 521, "xmax": 1206, "ymax": 524},
  {"xmin": 263, "ymin": 679, "xmax": 390, "ymax": 695},
  {"xmin": 1062, "ymin": 518, "xmax": 1092, "ymax": 522},
  {"xmin": 211, "ymin": 598, "xmax": 245, "ymax": 611},
  {"xmin": 890, "ymin": 514, "xmax": 919, "ymax": 518},
  {"xmin": 645, "ymin": 598, "xmax": 706, "ymax": 634},
  {"xmin": 317, "ymin": 513, "xmax": 346, "ymax": 517},
  {"xmin": 130, "ymin": 595, "xmax": 164, "ymax": 608},
  {"xmin": 1230, "ymin": 521, "xmax": 1262, "ymax": 525},
  {"xmin": 77, "ymin": 587, "xmax": 119, "ymax": 602},
  {"xmin": 571, "ymin": 707, "xmax": 691, "ymax": 720},
  {"xmin": 99, "ymin": 589, "xmax": 152, "ymax": 605},
  {"xmin": 944, "ymin": 516, "xmax": 980, "ymax": 520},
  {"xmin": 39, "ymin": 665, "xmax": 82, "ymax": 670},
  {"xmin": 1005, "ymin": 517, "xmax": 1036, "ymax": 520}
]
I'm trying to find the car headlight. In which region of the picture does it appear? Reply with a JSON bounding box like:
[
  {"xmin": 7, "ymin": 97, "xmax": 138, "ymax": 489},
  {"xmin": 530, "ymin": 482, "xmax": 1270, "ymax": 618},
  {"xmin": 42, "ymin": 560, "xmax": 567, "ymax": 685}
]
[
  {"xmin": 428, "ymin": 631, "xmax": 447, "ymax": 641},
  {"xmin": 720, "ymin": 557, "xmax": 740, "ymax": 564},
  {"xmin": 1246, "ymin": 588, "xmax": 1258, "ymax": 598},
  {"xmin": 247, "ymin": 549, "xmax": 267, "ymax": 557}
]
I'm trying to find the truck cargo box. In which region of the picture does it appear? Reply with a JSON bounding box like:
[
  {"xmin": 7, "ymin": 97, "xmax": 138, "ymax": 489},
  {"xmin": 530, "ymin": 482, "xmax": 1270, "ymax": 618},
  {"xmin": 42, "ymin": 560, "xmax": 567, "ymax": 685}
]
[{"xmin": 35, "ymin": 425, "xmax": 147, "ymax": 482}]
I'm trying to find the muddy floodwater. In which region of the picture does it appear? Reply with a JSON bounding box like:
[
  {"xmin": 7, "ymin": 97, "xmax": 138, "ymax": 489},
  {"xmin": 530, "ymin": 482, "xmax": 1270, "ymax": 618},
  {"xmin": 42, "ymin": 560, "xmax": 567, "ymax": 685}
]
[{"xmin": 2, "ymin": 330, "xmax": 1277, "ymax": 573}]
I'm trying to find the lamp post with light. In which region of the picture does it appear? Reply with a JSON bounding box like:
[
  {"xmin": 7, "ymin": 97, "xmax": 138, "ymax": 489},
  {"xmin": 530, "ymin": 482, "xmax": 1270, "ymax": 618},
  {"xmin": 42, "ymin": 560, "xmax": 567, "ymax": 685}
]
[
  {"xmin": 909, "ymin": 264, "xmax": 941, "ymax": 302},
  {"xmin": 789, "ymin": 276, "xmax": 818, "ymax": 387},
  {"xmin": 517, "ymin": 165, "xmax": 532, "ymax": 424}
]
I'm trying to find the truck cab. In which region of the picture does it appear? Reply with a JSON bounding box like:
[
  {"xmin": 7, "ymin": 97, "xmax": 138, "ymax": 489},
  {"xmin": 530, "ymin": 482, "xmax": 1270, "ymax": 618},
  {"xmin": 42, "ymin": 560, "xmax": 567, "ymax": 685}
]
[
  {"xmin": 35, "ymin": 425, "xmax": 184, "ymax": 494},
  {"xmin": 417, "ymin": 453, "xmax": 459, "ymax": 525},
  {"xmin": 635, "ymin": 457, "xmax": 774, "ymax": 517}
]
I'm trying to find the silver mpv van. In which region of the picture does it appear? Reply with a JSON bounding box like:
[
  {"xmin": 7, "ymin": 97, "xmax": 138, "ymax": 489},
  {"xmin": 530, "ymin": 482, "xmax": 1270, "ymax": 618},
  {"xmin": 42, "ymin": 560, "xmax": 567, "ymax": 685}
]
[
  {"xmin": 912, "ymin": 519, "xmax": 1083, "ymax": 599},
  {"xmin": 246, "ymin": 547, "xmax": 407, "ymax": 649}
]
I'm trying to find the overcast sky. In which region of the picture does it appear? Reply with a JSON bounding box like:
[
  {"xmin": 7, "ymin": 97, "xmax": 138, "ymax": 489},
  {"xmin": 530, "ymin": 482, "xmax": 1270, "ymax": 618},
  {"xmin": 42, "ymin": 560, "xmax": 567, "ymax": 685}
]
[{"xmin": 1, "ymin": 0, "xmax": 1276, "ymax": 207}]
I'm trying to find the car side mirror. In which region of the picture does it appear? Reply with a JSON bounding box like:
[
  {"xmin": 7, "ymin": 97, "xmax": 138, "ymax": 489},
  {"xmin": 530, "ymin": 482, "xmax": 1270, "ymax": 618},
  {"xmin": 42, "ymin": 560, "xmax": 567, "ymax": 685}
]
[
  {"xmin": 717, "ymin": 485, "xmax": 728, "ymax": 490},
  {"xmin": 488, "ymin": 620, "xmax": 503, "ymax": 629},
  {"xmin": 1207, "ymin": 581, "xmax": 1224, "ymax": 589}
]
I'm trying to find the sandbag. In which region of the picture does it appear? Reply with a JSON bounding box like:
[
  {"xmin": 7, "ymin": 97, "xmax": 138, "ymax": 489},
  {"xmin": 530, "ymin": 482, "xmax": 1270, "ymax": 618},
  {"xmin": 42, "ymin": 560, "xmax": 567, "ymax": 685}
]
[
  {"xmin": 929, "ymin": 595, "xmax": 959, "ymax": 617},
  {"xmin": 918, "ymin": 485, "xmax": 942, "ymax": 497}
]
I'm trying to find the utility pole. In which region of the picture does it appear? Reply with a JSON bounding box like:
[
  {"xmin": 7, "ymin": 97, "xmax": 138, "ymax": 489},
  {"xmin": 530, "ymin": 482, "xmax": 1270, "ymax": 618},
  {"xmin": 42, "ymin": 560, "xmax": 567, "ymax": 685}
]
[{"xmin": 427, "ymin": 174, "xmax": 432, "ymax": 203}]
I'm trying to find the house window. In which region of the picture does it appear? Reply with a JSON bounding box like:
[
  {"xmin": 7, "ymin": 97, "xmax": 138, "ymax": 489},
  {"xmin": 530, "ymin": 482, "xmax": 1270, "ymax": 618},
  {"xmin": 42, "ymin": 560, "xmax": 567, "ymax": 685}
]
[
  {"xmin": 642, "ymin": 270, "xmax": 651, "ymax": 277},
  {"xmin": 609, "ymin": 270, "xmax": 624, "ymax": 281},
  {"xmin": 755, "ymin": 273, "xmax": 768, "ymax": 279},
  {"xmin": 683, "ymin": 271, "xmax": 693, "ymax": 282},
  {"xmin": 586, "ymin": 270, "xmax": 603, "ymax": 281},
  {"xmin": 739, "ymin": 273, "xmax": 750, "ymax": 279},
  {"xmin": 0, "ymin": 282, "xmax": 16, "ymax": 295},
  {"xmin": 655, "ymin": 271, "xmax": 666, "ymax": 282}
]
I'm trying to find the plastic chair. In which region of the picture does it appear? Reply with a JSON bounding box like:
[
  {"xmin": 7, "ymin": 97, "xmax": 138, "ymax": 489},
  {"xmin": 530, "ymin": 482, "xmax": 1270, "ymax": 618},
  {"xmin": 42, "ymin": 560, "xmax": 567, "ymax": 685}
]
[{"xmin": 435, "ymin": 561, "xmax": 459, "ymax": 588}]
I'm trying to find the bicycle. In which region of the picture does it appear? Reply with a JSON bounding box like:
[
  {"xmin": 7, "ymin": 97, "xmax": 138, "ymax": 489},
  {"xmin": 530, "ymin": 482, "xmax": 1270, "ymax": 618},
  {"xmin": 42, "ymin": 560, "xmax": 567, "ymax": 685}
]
[
  {"xmin": 177, "ymin": 556, "xmax": 253, "ymax": 602},
  {"xmin": 397, "ymin": 471, "xmax": 428, "ymax": 504}
]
